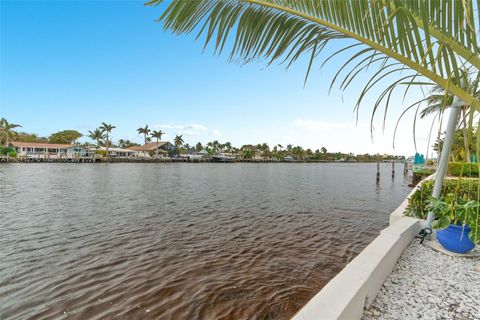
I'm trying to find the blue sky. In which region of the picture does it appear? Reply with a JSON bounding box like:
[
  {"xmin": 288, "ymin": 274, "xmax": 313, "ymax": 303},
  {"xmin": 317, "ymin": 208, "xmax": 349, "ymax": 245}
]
[{"xmin": 1, "ymin": 0, "xmax": 438, "ymax": 155}]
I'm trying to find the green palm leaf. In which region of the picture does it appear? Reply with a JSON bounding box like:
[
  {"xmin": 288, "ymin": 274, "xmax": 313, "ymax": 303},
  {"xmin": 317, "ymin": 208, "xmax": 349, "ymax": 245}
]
[{"xmin": 148, "ymin": 0, "xmax": 480, "ymax": 114}]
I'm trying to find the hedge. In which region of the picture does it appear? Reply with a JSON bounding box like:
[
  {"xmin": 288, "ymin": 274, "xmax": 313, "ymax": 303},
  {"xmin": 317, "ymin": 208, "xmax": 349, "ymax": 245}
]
[
  {"xmin": 407, "ymin": 179, "xmax": 480, "ymax": 218},
  {"xmin": 447, "ymin": 162, "xmax": 479, "ymax": 177},
  {"xmin": 406, "ymin": 179, "xmax": 480, "ymax": 243}
]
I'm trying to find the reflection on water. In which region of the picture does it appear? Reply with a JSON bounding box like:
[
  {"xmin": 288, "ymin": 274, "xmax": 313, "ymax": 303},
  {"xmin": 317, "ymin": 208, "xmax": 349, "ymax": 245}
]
[{"xmin": 0, "ymin": 163, "xmax": 411, "ymax": 320}]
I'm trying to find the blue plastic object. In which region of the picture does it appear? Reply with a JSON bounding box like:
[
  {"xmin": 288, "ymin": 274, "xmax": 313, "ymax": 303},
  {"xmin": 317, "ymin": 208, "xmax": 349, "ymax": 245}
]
[{"xmin": 436, "ymin": 224, "xmax": 475, "ymax": 254}]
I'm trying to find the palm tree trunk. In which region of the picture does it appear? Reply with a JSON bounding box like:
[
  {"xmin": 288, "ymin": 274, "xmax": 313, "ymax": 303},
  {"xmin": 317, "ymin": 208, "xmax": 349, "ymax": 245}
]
[
  {"xmin": 156, "ymin": 138, "xmax": 159, "ymax": 159},
  {"xmin": 106, "ymin": 133, "xmax": 109, "ymax": 160},
  {"xmin": 144, "ymin": 134, "xmax": 147, "ymax": 158}
]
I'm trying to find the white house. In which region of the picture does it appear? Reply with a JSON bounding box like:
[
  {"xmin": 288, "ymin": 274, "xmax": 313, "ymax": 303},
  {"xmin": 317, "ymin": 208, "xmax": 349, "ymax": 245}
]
[
  {"xmin": 11, "ymin": 142, "xmax": 86, "ymax": 158},
  {"xmin": 88, "ymin": 146, "xmax": 140, "ymax": 158}
]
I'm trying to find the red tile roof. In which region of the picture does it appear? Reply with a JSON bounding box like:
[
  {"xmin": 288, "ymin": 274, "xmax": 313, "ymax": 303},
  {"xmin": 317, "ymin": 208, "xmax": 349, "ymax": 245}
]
[
  {"xmin": 128, "ymin": 141, "xmax": 169, "ymax": 151},
  {"xmin": 11, "ymin": 141, "xmax": 76, "ymax": 149}
]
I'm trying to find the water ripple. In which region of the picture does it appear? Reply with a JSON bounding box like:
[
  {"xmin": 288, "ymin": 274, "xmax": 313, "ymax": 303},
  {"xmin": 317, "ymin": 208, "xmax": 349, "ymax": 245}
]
[{"xmin": 0, "ymin": 163, "xmax": 411, "ymax": 320}]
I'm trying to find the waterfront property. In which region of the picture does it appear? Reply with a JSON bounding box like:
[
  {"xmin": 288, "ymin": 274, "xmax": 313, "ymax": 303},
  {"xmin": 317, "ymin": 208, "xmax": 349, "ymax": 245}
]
[
  {"xmin": 88, "ymin": 146, "xmax": 140, "ymax": 158},
  {"xmin": 11, "ymin": 141, "xmax": 86, "ymax": 159},
  {"xmin": 128, "ymin": 141, "xmax": 176, "ymax": 157}
]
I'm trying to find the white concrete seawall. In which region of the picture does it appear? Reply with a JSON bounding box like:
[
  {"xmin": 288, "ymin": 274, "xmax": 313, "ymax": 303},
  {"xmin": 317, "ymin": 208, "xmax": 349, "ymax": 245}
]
[{"xmin": 291, "ymin": 179, "xmax": 429, "ymax": 320}]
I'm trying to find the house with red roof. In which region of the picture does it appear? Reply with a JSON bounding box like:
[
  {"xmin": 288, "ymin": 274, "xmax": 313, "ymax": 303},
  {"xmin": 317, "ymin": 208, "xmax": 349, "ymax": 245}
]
[{"xmin": 128, "ymin": 141, "xmax": 176, "ymax": 157}]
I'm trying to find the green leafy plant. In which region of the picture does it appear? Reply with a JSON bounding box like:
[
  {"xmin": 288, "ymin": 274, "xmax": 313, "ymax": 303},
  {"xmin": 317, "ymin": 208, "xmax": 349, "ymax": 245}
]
[
  {"xmin": 407, "ymin": 180, "xmax": 480, "ymax": 243},
  {"xmin": 0, "ymin": 147, "xmax": 15, "ymax": 156},
  {"xmin": 426, "ymin": 198, "xmax": 450, "ymax": 229},
  {"xmin": 407, "ymin": 180, "xmax": 480, "ymax": 216},
  {"xmin": 149, "ymin": 0, "xmax": 480, "ymax": 134},
  {"xmin": 413, "ymin": 168, "xmax": 436, "ymax": 177},
  {"xmin": 96, "ymin": 150, "xmax": 107, "ymax": 157},
  {"xmin": 428, "ymin": 195, "xmax": 480, "ymax": 243},
  {"xmin": 448, "ymin": 162, "xmax": 480, "ymax": 177}
]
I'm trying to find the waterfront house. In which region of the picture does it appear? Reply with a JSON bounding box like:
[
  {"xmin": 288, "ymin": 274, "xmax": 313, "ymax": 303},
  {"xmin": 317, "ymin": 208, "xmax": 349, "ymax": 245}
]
[
  {"xmin": 128, "ymin": 141, "xmax": 176, "ymax": 157},
  {"xmin": 88, "ymin": 146, "xmax": 140, "ymax": 158},
  {"xmin": 11, "ymin": 142, "xmax": 86, "ymax": 158}
]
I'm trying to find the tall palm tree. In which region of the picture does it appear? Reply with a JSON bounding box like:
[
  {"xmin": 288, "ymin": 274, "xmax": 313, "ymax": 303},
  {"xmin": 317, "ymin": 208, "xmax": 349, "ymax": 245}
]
[
  {"xmin": 174, "ymin": 134, "xmax": 184, "ymax": 151},
  {"xmin": 212, "ymin": 140, "xmax": 219, "ymax": 153},
  {"xmin": 419, "ymin": 71, "xmax": 479, "ymax": 162},
  {"xmin": 224, "ymin": 142, "xmax": 232, "ymax": 153},
  {"xmin": 137, "ymin": 125, "xmax": 151, "ymax": 146},
  {"xmin": 99, "ymin": 123, "xmax": 115, "ymax": 159},
  {"xmin": 0, "ymin": 118, "xmax": 22, "ymax": 147},
  {"xmin": 151, "ymin": 130, "xmax": 165, "ymax": 158},
  {"xmin": 206, "ymin": 141, "xmax": 213, "ymax": 154},
  {"xmin": 151, "ymin": 1, "xmax": 480, "ymax": 113},
  {"xmin": 118, "ymin": 139, "xmax": 127, "ymax": 148},
  {"xmin": 88, "ymin": 128, "xmax": 105, "ymax": 149}
]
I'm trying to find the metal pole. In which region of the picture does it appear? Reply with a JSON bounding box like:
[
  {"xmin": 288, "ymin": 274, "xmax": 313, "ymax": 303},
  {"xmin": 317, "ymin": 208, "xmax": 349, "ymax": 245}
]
[{"xmin": 425, "ymin": 97, "xmax": 462, "ymax": 227}]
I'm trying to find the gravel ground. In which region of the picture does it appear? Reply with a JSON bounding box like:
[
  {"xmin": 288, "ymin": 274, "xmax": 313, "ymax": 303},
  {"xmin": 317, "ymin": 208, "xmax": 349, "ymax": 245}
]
[{"xmin": 362, "ymin": 241, "xmax": 480, "ymax": 320}]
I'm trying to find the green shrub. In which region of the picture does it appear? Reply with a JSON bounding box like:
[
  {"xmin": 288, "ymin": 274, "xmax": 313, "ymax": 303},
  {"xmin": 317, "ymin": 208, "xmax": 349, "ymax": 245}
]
[
  {"xmin": 406, "ymin": 179, "xmax": 480, "ymax": 243},
  {"xmin": 407, "ymin": 179, "xmax": 480, "ymax": 218},
  {"xmin": 413, "ymin": 168, "xmax": 436, "ymax": 177},
  {"xmin": 0, "ymin": 147, "xmax": 17, "ymax": 157},
  {"xmin": 96, "ymin": 150, "xmax": 107, "ymax": 157},
  {"xmin": 447, "ymin": 162, "xmax": 479, "ymax": 177},
  {"xmin": 426, "ymin": 159, "xmax": 434, "ymax": 166},
  {"xmin": 0, "ymin": 147, "xmax": 14, "ymax": 155}
]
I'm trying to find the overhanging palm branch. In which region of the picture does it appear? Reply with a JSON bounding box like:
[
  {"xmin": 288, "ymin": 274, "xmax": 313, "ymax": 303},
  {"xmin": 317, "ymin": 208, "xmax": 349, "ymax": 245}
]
[{"xmin": 147, "ymin": 0, "xmax": 480, "ymax": 120}]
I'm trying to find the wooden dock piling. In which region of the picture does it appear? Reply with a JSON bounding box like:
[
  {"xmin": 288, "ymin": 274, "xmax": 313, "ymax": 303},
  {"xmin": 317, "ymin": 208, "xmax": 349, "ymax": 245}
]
[{"xmin": 376, "ymin": 162, "xmax": 380, "ymax": 182}]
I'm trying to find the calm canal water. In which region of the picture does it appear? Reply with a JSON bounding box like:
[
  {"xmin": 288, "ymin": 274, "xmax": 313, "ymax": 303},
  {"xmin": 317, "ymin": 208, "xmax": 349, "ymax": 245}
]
[{"xmin": 0, "ymin": 163, "xmax": 411, "ymax": 320}]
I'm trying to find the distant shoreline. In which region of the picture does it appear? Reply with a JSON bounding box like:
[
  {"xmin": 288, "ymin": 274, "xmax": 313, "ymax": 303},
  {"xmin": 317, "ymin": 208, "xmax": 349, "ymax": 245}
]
[{"xmin": 1, "ymin": 157, "xmax": 404, "ymax": 164}]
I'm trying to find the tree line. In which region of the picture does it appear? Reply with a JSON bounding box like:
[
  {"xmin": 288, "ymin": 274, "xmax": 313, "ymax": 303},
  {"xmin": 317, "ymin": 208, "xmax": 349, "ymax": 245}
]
[{"xmin": 1, "ymin": 118, "xmax": 406, "ymax": 161}]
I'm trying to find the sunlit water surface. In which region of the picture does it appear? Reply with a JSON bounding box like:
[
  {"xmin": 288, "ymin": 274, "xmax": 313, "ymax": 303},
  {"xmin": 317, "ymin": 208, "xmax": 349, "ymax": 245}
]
[{"xmin": 0, "ymin": 163, "xmax": 411, "ymax": 320}]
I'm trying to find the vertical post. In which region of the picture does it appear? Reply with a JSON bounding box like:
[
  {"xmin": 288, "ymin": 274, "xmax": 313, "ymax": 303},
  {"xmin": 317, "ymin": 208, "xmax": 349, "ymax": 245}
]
[
  {"xmin": 392, "ymin": 162, "xmax": 395, "ymax": 178},
  {"xmin": 376, "ymin": 162, "xmax": 380, "ymax": 183},
  {"xmin": 425, "ymin": 98, "xmax": 461, "ymax": 228},
  {"xmin": 403, "ymin": 161, "xmax": 408, "ymax": 175}
]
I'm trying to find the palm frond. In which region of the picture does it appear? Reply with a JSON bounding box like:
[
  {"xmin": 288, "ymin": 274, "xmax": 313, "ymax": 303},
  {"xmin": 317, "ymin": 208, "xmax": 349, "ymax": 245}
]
[{"xmin": 148, "ymin": 0, "xmax": 480, "ymax": 112}]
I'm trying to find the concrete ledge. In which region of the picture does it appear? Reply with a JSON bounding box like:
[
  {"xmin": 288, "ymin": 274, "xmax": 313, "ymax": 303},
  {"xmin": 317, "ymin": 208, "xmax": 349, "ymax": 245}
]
[{"xmin": 291, "ymin": 217, "xmax": 421, "ymax": 320}]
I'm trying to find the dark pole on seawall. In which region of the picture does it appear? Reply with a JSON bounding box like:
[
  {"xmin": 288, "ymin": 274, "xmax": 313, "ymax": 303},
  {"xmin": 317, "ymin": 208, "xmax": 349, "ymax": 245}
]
[
  {"xmin": 392, "ymin": 162, "xmax": 395, "ymax": 178},
  {"xmin": 376, "ymin": 162, "xmax": 380, "ymax": 183}
]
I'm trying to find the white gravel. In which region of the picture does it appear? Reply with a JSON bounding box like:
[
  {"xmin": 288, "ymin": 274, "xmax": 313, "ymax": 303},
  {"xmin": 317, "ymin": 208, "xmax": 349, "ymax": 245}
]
[{"xmin": 362, "ymin": 241, "xmax": 480, "ymax": 320}]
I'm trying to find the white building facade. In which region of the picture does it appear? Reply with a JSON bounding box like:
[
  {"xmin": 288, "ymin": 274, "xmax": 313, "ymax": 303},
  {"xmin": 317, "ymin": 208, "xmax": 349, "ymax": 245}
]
[{"xmin": 11, "ymin": 142, "xmax": 86, "ymax": 158}]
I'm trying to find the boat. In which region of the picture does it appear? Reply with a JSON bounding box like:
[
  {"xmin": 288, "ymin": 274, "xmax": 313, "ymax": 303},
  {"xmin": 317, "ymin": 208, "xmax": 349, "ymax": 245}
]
[
  {"xmin": 187, "ymin": 154, "xmax": 204, "ymax": 160},
  {"xmin": 212, "ymin": 153, "xmax": 236, "ymax": 162}
]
